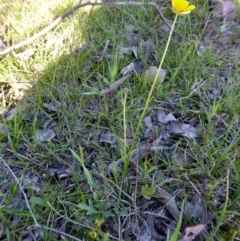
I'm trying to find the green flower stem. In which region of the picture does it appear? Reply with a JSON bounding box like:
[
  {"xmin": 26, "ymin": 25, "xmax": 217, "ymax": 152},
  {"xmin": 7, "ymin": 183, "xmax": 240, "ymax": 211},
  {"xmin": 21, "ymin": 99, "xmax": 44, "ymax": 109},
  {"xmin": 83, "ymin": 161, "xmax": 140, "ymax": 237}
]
[
  {"xmin": 122, "ymin": 89, "xmax": 128, "ymax": 177},
  {"xmin": 131, "ymin": 14, "xmax": 178, "ymax": 151}
]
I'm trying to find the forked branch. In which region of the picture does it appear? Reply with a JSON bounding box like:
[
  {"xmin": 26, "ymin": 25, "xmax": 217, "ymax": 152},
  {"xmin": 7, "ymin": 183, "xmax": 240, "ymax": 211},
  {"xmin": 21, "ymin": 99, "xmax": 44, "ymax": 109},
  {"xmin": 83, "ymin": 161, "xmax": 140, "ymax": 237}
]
[{"xmin": 0, "ymin": 1, "xmax": 171, "ymax": 57}]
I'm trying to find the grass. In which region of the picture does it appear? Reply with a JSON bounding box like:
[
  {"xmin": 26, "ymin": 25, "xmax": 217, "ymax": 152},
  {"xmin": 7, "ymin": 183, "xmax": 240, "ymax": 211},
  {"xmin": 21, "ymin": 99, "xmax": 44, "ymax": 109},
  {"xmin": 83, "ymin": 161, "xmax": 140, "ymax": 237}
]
[{"xmin": 0, "ymin": 0, "xmax": 240, "ymax": 240}]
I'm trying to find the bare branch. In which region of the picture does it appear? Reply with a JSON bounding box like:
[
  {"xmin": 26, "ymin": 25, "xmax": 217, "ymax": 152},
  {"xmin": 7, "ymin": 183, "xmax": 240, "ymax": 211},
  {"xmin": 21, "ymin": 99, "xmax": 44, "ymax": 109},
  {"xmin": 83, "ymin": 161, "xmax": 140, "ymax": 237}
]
[
  {"xmin": 0, "ymin": 1, "xmax": 170, "ymax": 57},
  {"xmin": 98, "ymin": 39, "xmax": 110, "ymax": 62}
]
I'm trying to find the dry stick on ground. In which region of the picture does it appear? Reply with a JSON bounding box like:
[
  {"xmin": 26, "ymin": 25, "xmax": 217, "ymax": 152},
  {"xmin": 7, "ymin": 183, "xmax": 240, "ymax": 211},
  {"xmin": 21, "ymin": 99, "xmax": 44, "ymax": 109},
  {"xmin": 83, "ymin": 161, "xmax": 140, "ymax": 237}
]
[
  {"xmin": 101, "ymin": 74, "xmax": 131, "ymax": 94},
  {"xmin": 98, "ymin": 39, "xmax": 110, "ymax": 62},
  {"xmin": 0, "ymin": 1, "xmax": 171, "ymax": 57}
]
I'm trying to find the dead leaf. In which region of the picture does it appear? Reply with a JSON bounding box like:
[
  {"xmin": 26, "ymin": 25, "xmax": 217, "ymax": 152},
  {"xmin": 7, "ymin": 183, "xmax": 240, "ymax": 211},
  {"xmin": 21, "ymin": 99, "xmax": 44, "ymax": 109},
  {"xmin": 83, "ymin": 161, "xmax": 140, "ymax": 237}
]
[
  {"xmin": 143, "ymin": 116, "xmax": 154, "ymax": 139},
  {"xmin": 156, "ymin": 111, "xmax": 200, "ymax": 139},
  {"xmin": 173, "ymin": 148, "xmax": 194, "ymax": 164},
  {"xmin": 214, "ymin": 1, "xmax": 236, "ymax": 20},
  {"xmin": 215, "ymin": 35, "xmax": 230, "ymax": 45},
  {"xmin": 179, "ymin": 224, "xmax": 205, "ymax": 241},
  {"xmin": 0, "ymin": 123, "xmax": 11, "ymax": 135},
  {"xmin": 160, "ymin": 22, "xmax": 173, "ymax": 32},
  {"xmin": 145, "ymin": 216, "xmax": 162, "ymax": 241},
  {"xmin": 43, "ymin": 101, "xmax": 60, "ymax": 112},
  {"xmin": 144, "ymin": 116, "xmax": 153, "ymax": 129},
  {"xmin": 165, "ymin": 113, "xmax": 177, "ymax": 122},
  {"xmin": 170, "ymin": 121, "xmax": 199, "ymax": 139},
  {"xmin": 120, "ymin": 46, "xmax": 138, "ymax": 58},
  {"xmin": 120, "ymin": 39, "xmax": 152, "ymax": 76},
  {"xmin": 181, "ymin": 123, "xmax": 199, "ymax": 139},
  {"xmin": 48, "ymin": 166, "xmax": 72, "ymax": 179},
  {"xmin": 99, "ymin": 131, "xmax": 117, "ymax": 146},
  {"xmin": 144, "ymin": 66, "xmax": 167, "ymax": 84},
  {"xmin": 125, "ymin": 24, "xmax": 134, "ymax": 33},
  {"xmin": 22, "ymin": 173, "xmax": 41, "ymax": 193},
  {"xmin": 126, "ymin": 24, "xmax": 141, "ymax": 46},
  {"xmin": 157, "ymin": 111, "xmax": 176, "ymax": 123},
  {"xmin": 34, "ymin": 129, "xmax": 55, "ymax": 142},
  {"xmin": 120, "ymin": 63, "xmax": 135, "ymax": 76},
  {"xmin": 4, "ymin": 107, "xmax": 16, "ymax": 120},
  {"xmin": 157, "ymin": 110, "xmax": 167, "ymax": 123},
  {"xmin": 185, "ymin": 202, "xmax": 203, "ymax": 220}
]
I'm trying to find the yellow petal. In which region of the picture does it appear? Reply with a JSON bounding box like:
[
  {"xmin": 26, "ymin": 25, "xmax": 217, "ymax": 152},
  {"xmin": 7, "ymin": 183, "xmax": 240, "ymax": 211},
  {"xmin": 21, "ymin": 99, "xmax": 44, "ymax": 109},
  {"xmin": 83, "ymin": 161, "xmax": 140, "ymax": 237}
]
[
  {"xmin": 175, "ymin": 0, "xmax": 188, "ymax": 11},
  {"xmin": 178, "ymin": 4, "xmax": 195, "ymax": 15},
  {"xmin": 185, "ymin": 5, "xmax": 195, "ymax": 11},
  {"xmin": 172, "ymin": 0, "xmax": 195, "ymax": 15}
]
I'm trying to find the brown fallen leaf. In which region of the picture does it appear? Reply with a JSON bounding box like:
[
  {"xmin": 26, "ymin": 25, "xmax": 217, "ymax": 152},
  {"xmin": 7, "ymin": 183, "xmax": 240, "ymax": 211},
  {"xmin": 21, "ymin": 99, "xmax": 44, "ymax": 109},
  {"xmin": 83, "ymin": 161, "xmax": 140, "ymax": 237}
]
[
  {"xmin": 34, "ymin": 129, "xmax": 56, "ymax": 142},
  {"xmin": 4, "ymin": 107, "xmax": 17, "ymax": 120},
  {"xmin": 43, "ymin": 101, "xmax": 60, "ymax": 112},
  {"xmin": 179, "ymin": 224, "xmax": 205, "ymax": 241},
  {"xmin": 143, "ymin": 66, "xmax": 167, "ymax": 84},
  {"xmin": 214, "ymin": 1, "xmax": 236, "ymax": 20},
  {"xmin": 160, "ymin": 22, "xmax": 173, "ymax": 32},
  {"xmin": 120, "ymin": 39, "xmax": 152, "ymax": 76},
  {"xmin": 215, "ymin": 34, "xmax": 230, "ymax": 45},
  {"xmin": 120, "ymin": 63, "xmax": 135, "ymax": 76}
]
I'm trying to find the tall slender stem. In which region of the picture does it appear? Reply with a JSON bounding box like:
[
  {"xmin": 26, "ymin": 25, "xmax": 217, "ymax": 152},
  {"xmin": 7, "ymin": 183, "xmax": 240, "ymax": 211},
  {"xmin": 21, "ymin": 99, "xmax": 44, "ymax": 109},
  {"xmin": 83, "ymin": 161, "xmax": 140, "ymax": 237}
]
[
  {"xmin": 130, "ymin": 14, "xmax": 178, "ymax": 151},
  {"xmin": 123, "ymin": 90, "xmax": 128, "ymax": 177}
]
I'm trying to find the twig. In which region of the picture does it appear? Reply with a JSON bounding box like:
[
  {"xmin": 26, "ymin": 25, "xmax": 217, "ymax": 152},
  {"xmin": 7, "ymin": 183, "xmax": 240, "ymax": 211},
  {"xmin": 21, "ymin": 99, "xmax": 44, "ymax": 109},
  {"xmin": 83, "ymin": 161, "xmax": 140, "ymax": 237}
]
[
  {"xmin": 0, "ymin": 1, "xmax": 170, "ymax": 57},
  {"xmin": 98, "ymin": 39, "xmax": 110, "ymax": 62},
  {"xmin": 100, "ymin": 74, "xmax": 131, "ymax": 94}
]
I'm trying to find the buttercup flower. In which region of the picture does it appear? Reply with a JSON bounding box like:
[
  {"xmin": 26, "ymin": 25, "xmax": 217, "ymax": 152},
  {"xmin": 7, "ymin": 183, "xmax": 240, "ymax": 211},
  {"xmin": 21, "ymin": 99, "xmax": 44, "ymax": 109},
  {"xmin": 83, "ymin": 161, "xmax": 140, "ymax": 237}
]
[
  {"xmin": 172, "ymin": 0, "xmax": 195, "ymax": 15},
  {"xmin": 87, "ymin": 231, "xmax": 98, "ymax": 240},
  {"xmin": 95, "ymin": 219, "xmax": 104, "ymax": 229}
]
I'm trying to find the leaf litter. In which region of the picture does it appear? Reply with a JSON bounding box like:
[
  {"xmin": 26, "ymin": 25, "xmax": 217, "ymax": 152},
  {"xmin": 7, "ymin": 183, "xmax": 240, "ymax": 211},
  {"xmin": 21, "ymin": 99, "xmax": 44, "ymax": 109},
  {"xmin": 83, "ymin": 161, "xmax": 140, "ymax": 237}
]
[
  {"xmin": 101, "ymin": 38, "xmax": 153, "ymax": 94},
  {"xmin": 1, "ymin": 44, "xmax": 210, "ymax": 241},
  {"xmin": 179, "ymin": 224, "xmax": 206, "ymax": 241},
  {"xmin": 1, "ymin": 1, "xmax": 240, "ymax": 240}
]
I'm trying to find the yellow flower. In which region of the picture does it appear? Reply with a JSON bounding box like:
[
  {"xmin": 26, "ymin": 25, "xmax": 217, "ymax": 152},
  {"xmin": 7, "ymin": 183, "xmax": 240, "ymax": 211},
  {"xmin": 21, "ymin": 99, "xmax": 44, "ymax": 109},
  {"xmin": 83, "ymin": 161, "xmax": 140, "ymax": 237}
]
[
  {"xmin": 87, "ymin": 231, "xmax": 98, "ymax": 240},
  {"xmin": 172, "ymin": 0, "xmax": 195, "ymax": 15},
  {"xmin": 95, "ymin": 219, "xmax": 104, "ymax": 230}
]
